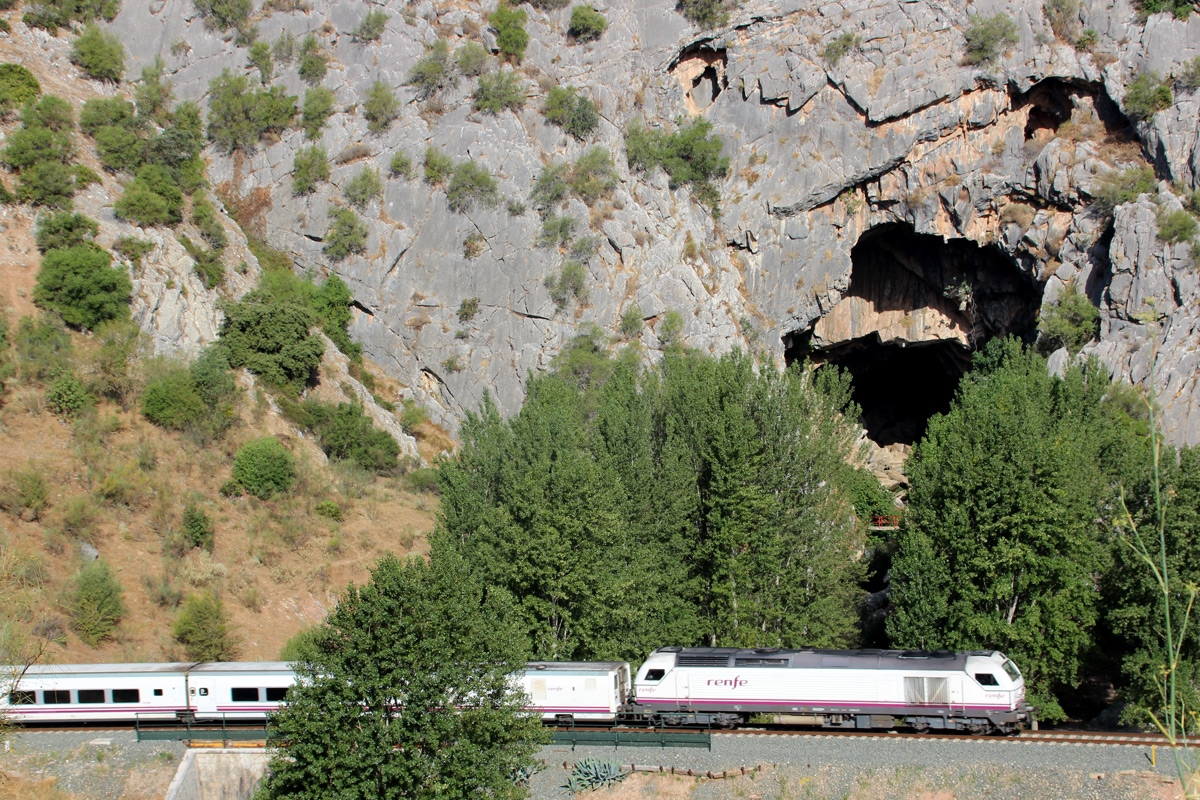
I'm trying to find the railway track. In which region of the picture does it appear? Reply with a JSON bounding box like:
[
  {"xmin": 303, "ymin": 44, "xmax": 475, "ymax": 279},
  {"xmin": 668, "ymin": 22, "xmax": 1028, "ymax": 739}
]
[{"xmin": 723, "ymin": 727, "xmax": 1173, "ymax": 747}]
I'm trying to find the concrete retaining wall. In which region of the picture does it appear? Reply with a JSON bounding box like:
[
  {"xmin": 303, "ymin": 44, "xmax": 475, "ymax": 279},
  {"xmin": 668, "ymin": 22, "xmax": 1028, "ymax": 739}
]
[{"xmin": 164, "ymin": 748, "xmax": 269, "ymax": 800}]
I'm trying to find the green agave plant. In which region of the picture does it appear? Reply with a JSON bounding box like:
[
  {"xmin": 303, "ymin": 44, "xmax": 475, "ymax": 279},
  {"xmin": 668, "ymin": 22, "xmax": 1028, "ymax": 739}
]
[{"xmin": 565, "ymin": 757, "xmax": 627, "ymax": 793}]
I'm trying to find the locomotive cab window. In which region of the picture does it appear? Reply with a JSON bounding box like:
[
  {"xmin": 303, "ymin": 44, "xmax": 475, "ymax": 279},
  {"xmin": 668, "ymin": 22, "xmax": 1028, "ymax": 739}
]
[
  {"xmin": 8, "ymin": 691, "xmax": 34, "ymax": 705},
  {"xmin": 112, "ymin": 689, "xmax": 140, "ymax": 703},
  {"xmin": 974, "ymin": 673, "xmax": 999, "ymax": 686},
  {"xmin": 77, "ymin": 689, "xmax": 106, "ymax": 703},
  {"xmin": 232, "ymin": 688, "xmax": 260, "ymax": 702},
  {"xmin": 43, "ymin": 690, "xmax": 70, "ymax": 704},
  {"xmin": 644, "ymin": 669, "xmax": 665, "ymax": 681},
  {"xmin": 266, "ymin": 687, "xmax": 288, "ymax": 702}
]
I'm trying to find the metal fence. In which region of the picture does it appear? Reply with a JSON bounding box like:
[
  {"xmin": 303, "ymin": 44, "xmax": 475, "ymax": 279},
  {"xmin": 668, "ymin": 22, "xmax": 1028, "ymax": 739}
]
[
  {"xmin": 550, "ymin": 722, "xmax": 711, "ymax": 750},
  {"xmin": 134, "ymin": 714, "xmax": 273, "ymax": 744}
]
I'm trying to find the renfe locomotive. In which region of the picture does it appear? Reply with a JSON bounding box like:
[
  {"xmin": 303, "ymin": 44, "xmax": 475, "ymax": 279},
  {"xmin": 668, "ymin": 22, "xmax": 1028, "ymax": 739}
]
[{"xmin": 1, "ymin": 648, "xmax": 1033, "ymax": 734}]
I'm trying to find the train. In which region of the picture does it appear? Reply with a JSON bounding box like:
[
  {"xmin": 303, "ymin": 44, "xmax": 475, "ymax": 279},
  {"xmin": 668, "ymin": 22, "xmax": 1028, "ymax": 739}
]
[{"xmin": 0, "ymin": 647, "xmax": 1034, "ymax": 734}]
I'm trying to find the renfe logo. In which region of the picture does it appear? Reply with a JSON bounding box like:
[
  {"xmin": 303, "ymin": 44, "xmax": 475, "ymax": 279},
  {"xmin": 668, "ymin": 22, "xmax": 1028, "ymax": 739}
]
[{"xmin": 706, "ymin": 676, "xmax": 747, "ymax": 689}]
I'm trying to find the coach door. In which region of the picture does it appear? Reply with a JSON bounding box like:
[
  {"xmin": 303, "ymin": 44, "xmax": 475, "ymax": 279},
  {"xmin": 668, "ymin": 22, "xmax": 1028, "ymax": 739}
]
[{"xmin": 675, "ymin": 671, "xmax": 691, "ymax": 711}]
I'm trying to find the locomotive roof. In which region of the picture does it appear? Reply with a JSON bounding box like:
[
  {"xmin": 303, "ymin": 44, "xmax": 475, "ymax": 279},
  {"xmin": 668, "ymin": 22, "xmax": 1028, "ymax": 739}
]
[
  {"xmin": 525, "ymin": 661, "xmax": 626, "ymax": 672},
  {"xmin": 657, "ymin": 647, "xmax": 1000, "ymax": 671}
]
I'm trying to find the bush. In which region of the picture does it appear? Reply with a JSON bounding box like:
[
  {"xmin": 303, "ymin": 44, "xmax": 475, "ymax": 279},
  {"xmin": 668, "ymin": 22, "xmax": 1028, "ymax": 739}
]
[
  {"xmin": 362, "ymin": 80, "xmax": 398, "ymax": 134},
  {"xmin": 0, "ymin": 64, "xmax": 41, "ymax": 116},
  {"xmin": 963, "ymin": 13, "xmax": 1019, "ymax": 66},
  {"xmin": 5, "ymin": 463, "xmax": 47, "ymax": 519},
  {"xmin": 546, "ymin": 86, "xmax": 599, "ymax": 140},
  {"xmin": 173, "ymin": 592, "xmax": 236, "ymax": 660},
  {"xmin": 567, "ymin": 147, "xmax": 617, "ymax": 203},
  {"xmin": 314, "ymin": 499, "xmax": 342, "ymax": 520},
  {"xmin": 233, "ymin": 437, "xmax": 295, "ymax": 499},
  {"xmin": 619, "ymin": 303, "xmax": 643, "ymax": 338},
  {"xmin": 182, "ymin": 504, "xmax": 214, "ymax": 551},
  {"xmin": 26, "ymin": 95, "xmax": 76, "ymax": 131},
  {"xmin": 1124, "ymin": 72, "xmax": 1173, "ymax": 120},
  {"xmin": 72, "ymin": 559, "xmax": 124, "ymax": 646},
  {"xmin": 94, "ymin": 124, "xmax": 143, "ymax": 172},
  {"xmin": 446, "ymin": 160, "xmax": 500, "ymax": 212},
  {"xmin": 625, "ymin": 117, "xmax": 728, "ymax": 210},
  {"xmin": 343, "ymin": 166, "xmax": 383, "ymax": 209},
  {"xmin": 34, "ymin": 244, "xmax": 131, "ymax": 330},
  {"xmin": 142, "ymin": 365, "xmax": 207, "ymax": 429},
  {"xmin": 1180, "ymin": 56, "xmax": 1200, "ymax": 91},
  {"xmin": 546, "ymin": 260, "xmax": 588, "ymax": 308},
  {"xmin": 539, "ymin": 214, "xmax": 575, "ymax": 246},
  {"xmin": 568, "ymin": 5, "xmax": 606, "ymax": 41},
  {"xmin": 3, "ymin": 126, "xmax": 72, "ymax": 171},
  {"xmin": 389, "ymin": 152, "xmax": 412, "ymax": 178},
  {"xmin": 1038, "ymin": 283, "xmax": 1099, "ymax": 355},
  {"xmin": 113, "ymin": 236, "xmax": 154, "ymax": 267},
  {"xmin": 194, "ymin": 0, "xmax": 251, "ymax": 32},
  {"xmin": 404, "ymin": 466, "xmax": 440, "ymax": 494},
  {"xmin": 292, "ymin": 145, "xmax": 330, "ymax": 195},
  {"xmin": 71, "ymin": 24, "xmax": 124, "ymax": 82},
  {"xmin": 473, "ymin": 68, "xmax": 525, "ymax": 114},
  {"xmin": 80, "ymin": 98, "xmax": 135, "ymax": 135},
  {"xmin": 490, "ymin": 4, "xmax": 529, "ymax": 62},
  {"xmin": 822, "ymin": 32, "xmax": 859, "ymax": 66},
  {"xmin": 16, "ymin": 161, "xmax": 76, "ymax": 208},
  {"xmin": 186, "ymin": 236, "xmax": 226, "ymax": 290},
  {"xmin": 220, "ymin": 293, "xmax": 325, "ymax": 389},
  {"xmin": 456, "ymin": 41, "xmax": 488, "ymax": 76},
  {"xmin": 248, "ymin": 40, "xmax": 273, "ymax": 83},
  {"xmin": 14, "ymin": 315, "xmax": 72, "ymax": 382},
  {"xmin": 1137, "ymin": 0, "xmax": 1196, "ymax": 19},
  {"xmin": 457, "ymin": 296, "xmax": 480, "ymax": 322},
  {"xmin": 300, "ymin": 86, "xmax": 334, "ymax": 141},
  {"xmin": 677, "ymin": 0, "xmax": 728, "ymax": 27},
  {"xmin": 206, "ymin": 69, "xmax": 297, "ymax": 153},
  {"xmin": 1158, "ymin": 208, "xmax": 1199, "ymax": 244},
  {"xmin": 323, "ymin": 208, "xmax": 368, "ymax": 260},
  {"xmin": 298, "ymin": 34, "xmax": 327, "ymax": 86},
  {"xmin": 191, "ymin": 193, "xmax": 227, "ymax": 249},
  {"xmin": 115, "ymin": 164, "xmax": 183, "ymax": 226},
  {"xmin": 1091, "ymin": 166, "xmax": 1156, "ymax": 215},
  {"xmin": 354, "ymin": 8, "xmax": 388, "ymax": 42},
  {"xmin": 47, "ymin": 371, "xmax": 91, "ymax": 417},
  {"xmin": 407, "ymin": 39, "xmax": 455, "ymax": 100},
  {"xmin": 423, "ymin": 147, "xmax": 454, "ymax": 185},
  {"xmin": 1044, "ymin": 0, "xmax": 1080, "ymax": 42},
  {"xmin": 285, "ymin": 399, "xmax": 399, "ymax": 472},
  {"xmin": 134, "ymin": 57, "xmax": 172, "ymax": 123},
  {"xmin": 35, "ymin": 212, "xmax": 98, "ymax": 253}
]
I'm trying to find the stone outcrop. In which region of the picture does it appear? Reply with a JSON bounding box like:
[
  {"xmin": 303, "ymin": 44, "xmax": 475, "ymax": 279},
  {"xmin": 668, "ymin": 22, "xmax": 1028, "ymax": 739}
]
[{"xmin": 96, "ymin": 0, "xmax": 1200, "ymax": 444}]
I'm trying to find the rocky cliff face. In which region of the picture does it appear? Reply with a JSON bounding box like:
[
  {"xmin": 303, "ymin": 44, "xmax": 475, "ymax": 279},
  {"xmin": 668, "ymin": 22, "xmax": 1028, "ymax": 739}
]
[{"xmin": 107, "ymin": 0, "xmax": 1200, "ymax": 445}]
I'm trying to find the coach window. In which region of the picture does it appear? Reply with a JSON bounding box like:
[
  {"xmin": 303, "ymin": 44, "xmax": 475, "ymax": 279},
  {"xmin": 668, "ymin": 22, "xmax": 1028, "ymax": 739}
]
[
  {"xmin": 154, "ymin": 689, "xmax": 163, "ymax": 697},
  {"xmin": 77, "ymin": 690, "xmax": 106, "ymax": 704},
  {"xmin": 644, "ymin": 669, "xmax": 665, "ymax": 681},
  {"xmin": 112, "ymin": 689, "xmax": 140, "ymax": 703},
  {"xmin": 232, "ymin": 688, "xmax": 260, "ymax": 702},
  {"xmin": 974, "ymin": 673, "xmax": 999, "ymax": 686},
  {"xmin": 43, "ymin": 690, "xmax": 70, "ymax": 704},
  {"xmin": 266, "ymin": 687, "xmax": 288, "ymax": 702},
  {"xmin": 8, "ymin": 691, "xmax": 34, "ymax": 705}
]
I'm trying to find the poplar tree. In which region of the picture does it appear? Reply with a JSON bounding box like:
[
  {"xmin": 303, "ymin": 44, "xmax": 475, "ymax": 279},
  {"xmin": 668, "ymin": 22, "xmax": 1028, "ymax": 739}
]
[
  {"xmin": 888, "ymin": 338, "xmax": 1122, "ymax": 721},
  {"xmin": 261, "ymin": 552, "xmax": 544, "ymax": 800}
]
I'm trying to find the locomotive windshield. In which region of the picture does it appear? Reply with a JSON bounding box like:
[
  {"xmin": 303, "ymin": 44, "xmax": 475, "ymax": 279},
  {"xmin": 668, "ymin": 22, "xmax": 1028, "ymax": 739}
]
[{"xmin": 1001, "ymin": 659, "xmax": 1021, "ymax": 681}]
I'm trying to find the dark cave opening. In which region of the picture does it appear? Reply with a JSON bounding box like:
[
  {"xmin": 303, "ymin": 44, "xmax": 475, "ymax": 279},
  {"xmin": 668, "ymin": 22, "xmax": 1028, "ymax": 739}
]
[
  {"xmin": 691, "ymin": 65, "xmax": 721, "ymax": 110},
  {"xmin": 785, "ymin": 224, "xmax": 1041, "ymax": 447}
]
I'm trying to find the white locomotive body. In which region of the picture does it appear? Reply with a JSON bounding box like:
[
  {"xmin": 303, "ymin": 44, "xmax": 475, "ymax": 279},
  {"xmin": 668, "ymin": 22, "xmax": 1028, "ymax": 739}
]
[{"xmin": 633, "ymin": 647, "xmax": 1033, "ymax": 733}]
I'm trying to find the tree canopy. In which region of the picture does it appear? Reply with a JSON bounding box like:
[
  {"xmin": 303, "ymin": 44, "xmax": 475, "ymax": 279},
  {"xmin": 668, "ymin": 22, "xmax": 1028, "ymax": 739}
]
[
  {"xmin": 887, "ymin": 338, "xmax": 1144, "ymax": 721},
  {"xmin": 436, "ymin": 336, "xmax": 877, "ymax": 662},
  {"xmin": 261, "ymin": 551, "xmax": 545, "ymax": 800}
]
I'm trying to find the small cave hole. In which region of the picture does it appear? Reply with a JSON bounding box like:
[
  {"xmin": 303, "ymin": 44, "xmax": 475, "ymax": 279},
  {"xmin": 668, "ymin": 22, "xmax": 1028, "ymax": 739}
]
[
  {"xmin": 786, "ymin": 224, "xmax": 1041, "ymax": 446},
  {"xmin": 669, "ymin": 44, "xmax": 727, "ymax": 115}
]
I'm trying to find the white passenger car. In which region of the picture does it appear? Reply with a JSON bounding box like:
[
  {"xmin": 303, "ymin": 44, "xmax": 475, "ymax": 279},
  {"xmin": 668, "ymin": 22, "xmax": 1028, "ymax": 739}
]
[
  {"xmin": 521, "ymin": 661, "xmax": 631, "ymax": 722},
  {"xmin": 633, "ymin": 647, "xmax": 1033, "ymax": 733}
]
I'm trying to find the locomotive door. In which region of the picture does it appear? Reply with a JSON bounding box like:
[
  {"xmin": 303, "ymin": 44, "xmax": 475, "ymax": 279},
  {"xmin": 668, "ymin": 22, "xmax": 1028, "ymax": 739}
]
[{"xmin": 675, "ymin": 671, "xmax": 691, "ymax": 711}]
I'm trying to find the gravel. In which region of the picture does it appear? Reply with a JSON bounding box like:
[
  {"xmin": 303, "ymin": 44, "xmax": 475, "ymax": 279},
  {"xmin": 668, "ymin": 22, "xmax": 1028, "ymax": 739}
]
[
  {"xmin": 530, "ymin": 733, "xmax": 1185, "ymax": 800},
  {"xmin": 5, "ymin": 729, "xmax": 186, "ymax": 799}
]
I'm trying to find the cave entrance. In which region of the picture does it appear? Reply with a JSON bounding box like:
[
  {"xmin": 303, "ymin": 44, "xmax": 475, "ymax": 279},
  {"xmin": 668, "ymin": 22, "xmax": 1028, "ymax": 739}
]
[{"xmin": 785, "ymin": 224, "xmax": 1041, "ymax": 446}]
